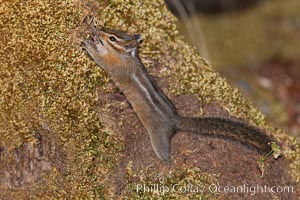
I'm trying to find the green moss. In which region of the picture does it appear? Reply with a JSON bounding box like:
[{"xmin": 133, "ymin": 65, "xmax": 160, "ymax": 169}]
[{"xmin": 0, "ymin": 0, "xmax": 122, "ymax": 198}]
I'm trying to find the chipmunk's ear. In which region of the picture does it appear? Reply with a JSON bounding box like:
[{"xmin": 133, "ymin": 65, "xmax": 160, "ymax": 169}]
[
  {"xmin": 132, "ymin": 34, "xmax": 142, "ymax": 43},
  {"xmin": 125, "ymin": 40, "xmax": 140, "ymax": 57},
  {"xmin": 125, "ymin": 34, "xmax": 142, "ymax": 57}
]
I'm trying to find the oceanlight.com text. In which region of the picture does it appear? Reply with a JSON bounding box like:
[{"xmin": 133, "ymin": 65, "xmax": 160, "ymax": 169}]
[{"xmin": 135, "ymin": 183, "xmax": 294, "ymax": 196}]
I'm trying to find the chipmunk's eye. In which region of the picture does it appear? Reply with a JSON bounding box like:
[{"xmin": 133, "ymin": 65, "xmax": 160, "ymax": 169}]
[{"xmin": 109, "ymin": 36, "xmax": 116, "ymax": 42}]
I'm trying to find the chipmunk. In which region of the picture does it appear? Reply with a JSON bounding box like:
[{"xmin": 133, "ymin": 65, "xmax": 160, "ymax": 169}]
[{"xmin": 81, "ymin": 22, "xmax": 273, "ymax": 161}]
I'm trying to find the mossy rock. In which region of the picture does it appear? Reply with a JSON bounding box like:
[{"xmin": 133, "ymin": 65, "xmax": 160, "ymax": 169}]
[{"xmin": 0, "ymin": 0, "xmax": 299, "ymax": 199}]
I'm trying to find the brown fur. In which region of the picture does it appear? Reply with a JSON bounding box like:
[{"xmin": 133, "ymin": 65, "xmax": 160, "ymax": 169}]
[{"xmin": 82, "ymin": 24, "xmax": 274, "ymax": 161}]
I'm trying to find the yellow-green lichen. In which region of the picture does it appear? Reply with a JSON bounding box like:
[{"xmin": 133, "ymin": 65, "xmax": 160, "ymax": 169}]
[{"xmin": 0, "ymin": 0, "xmax": 122, "ymax": 198}]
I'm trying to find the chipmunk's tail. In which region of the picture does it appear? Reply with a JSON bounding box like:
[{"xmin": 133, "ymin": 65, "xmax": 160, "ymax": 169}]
[{"xmin": 176, "ymin": 116, "xmax": 272, "ymax": 153}]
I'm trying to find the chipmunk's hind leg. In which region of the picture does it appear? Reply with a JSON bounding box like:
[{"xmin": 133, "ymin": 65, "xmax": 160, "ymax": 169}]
[{"xmin": 149, "ymin": 127, "xmax": 174, "ymax": 162}]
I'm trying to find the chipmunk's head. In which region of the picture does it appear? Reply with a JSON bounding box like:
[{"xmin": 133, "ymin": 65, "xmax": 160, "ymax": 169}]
[
  {"xmin": 96, "ymin": 29, "xmax": 142, "ymax": 57},
  {"xmin": 82, "ymin": 27, "xmax": 142, "ymax": 72}
]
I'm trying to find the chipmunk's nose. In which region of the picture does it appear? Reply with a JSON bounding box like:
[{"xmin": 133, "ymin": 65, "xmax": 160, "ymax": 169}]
[{"xmin": 80, "ymin": 40, "xmax": 88, "ymax": 49}]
